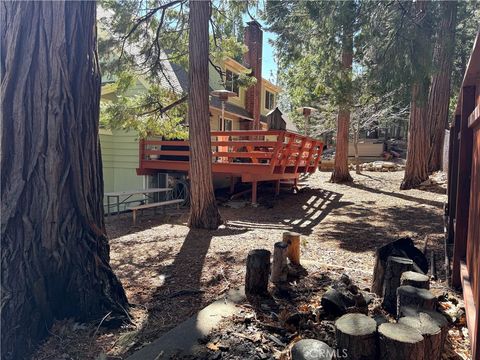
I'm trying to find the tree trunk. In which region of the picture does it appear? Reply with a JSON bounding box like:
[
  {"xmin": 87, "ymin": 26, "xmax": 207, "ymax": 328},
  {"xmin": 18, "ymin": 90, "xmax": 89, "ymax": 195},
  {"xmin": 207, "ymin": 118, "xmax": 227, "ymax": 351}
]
[
  {"xmin": 282, "ymin": 231, "xmax": 301, "ymax": 265},
  {"xmin": 378, "ymin": 323, "xmax": 425, "ymax": 360},
  {"xmin": 245, "ymin": 249, "xmax": 271, "ymax": 296},
  {"xmin": 335, "ymin": 313, "xmax": 378, "ymax": 360},
  {"xmin": 401, "ymin": 0, "xmax": 431, "ymax": 190},
  {"xmin": 426, "ymin": 1, "xmax": 457, "ymax": 173},
  {"xmin": 354, "ymin": 126, "xmax": 361, "ymax": 174},
  {"xmin": 331, "ymin": 3, "xmax": 354, "ymax": 184},
  {"xmin": 382, "ymin": 256, "xmax": 413, "ymax": 315},
  {"xmin": 271, "ymin": 242, "xmax": 288, "ymax": 284},
  {"xmin": 398, "ymin": 314, "xmax": 443, "ymax": 360},
  {"xmin": 187, "ymin": 0, "xmax": 221, "ymax": 229},
  {"xmin": 0, "ymin": 3, "xmax": 128, "ymax": 359}
]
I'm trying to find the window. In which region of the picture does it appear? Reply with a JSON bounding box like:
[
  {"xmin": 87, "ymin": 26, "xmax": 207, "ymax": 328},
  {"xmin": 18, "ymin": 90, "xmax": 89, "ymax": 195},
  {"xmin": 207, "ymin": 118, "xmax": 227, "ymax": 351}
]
[
  {"xmin": 224, "ymin": 119, "xmax": 233, "ymax": 131},
  {"xmin": 265, "ymin": 90, "xmax": 275, "ymax": 110},
  {"xmin": 226, "ymin": 70, "xmax": 239, "ymax": 95},
  {"xmin": 218, "ymin": 117, "xmax": 233, "ymax": 131}
]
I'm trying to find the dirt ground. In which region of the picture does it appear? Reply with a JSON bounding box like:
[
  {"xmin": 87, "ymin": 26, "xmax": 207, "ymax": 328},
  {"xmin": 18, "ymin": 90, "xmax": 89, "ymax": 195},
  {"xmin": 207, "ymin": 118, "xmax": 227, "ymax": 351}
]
[{"xmin": 33, "ymin": 170, "xmax": 469, "ymax": 359}]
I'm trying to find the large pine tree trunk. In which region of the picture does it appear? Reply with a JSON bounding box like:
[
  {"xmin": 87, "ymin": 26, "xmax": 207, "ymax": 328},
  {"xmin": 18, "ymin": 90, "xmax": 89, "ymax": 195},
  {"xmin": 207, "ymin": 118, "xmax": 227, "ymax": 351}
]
[
  {"xmin": 330, "ymin": 2, "xmax": 354, "ymax": 184},
  {"xmin": 426, "ymin": 1, "xmax": 457, "ymax": 173},
  {"xmin": 187, "ymin": 0, "xmax": 222, "ymax": 229},
  {"xmin": 401, "ymin": 1, "xmax": 431, "ymax": 190},
  {"xmin": 0, "ymin": 3, "xmax": 128, "ymax": 359}
]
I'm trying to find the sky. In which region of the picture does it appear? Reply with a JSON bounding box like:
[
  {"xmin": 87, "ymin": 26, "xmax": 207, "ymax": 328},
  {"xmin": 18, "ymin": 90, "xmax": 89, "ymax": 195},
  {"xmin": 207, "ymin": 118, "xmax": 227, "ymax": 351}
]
[{"xmin": 262, "ymin": 29, "xmax": 278, "ymax": 84}]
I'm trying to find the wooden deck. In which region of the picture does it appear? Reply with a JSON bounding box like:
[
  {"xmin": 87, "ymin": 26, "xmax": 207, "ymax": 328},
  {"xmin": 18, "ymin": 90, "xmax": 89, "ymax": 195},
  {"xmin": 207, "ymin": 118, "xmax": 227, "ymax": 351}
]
[{"xmin": 137, "ymin": 130, "xmax": 323, "ymax": 203}]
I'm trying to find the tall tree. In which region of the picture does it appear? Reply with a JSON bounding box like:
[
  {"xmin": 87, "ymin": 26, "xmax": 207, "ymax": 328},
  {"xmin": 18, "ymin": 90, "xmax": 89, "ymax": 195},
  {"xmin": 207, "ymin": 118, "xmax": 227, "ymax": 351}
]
[
  {"xmin": 426, "ymin": 1, "xmax": 457, "ymax": 173},
  {"xmin": 0, "ymin": 2, "xmax": 128, "ymax": 359},
  {"xmin": 265, "ymin": 0, "xmax": 359, "ymax": 183},
  {"xmin": 330, "ymin": 1, "xmax": 355, "ymax": 183},
  {"xmin": 401, "ymin": 0, "xmax": 433, "ymax": 190},
  {"xmin": 187, "ymin": 0, "xmax": 222, "ymax": 229}
]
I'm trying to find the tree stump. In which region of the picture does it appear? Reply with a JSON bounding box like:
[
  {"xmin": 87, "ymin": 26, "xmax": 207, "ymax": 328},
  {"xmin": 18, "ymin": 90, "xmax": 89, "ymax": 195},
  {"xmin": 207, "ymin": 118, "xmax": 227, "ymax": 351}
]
[
  {"xmin": 335, "ymin": 313, "xmax": 377, "ymax": 360},
  {"xmin": 378, "ymin": 323, "xmax": 425, "ymax": 360},
  {"xmin": 401, "ymin": 271, "xmax": 430, "ymax": 289},
  {"xmin": 372, "ymin": 238, "xmax": 428, "ymax": 296},
  {"xmin": 399, "ymin": 306, "xmax": 448, "ymax": 345},
  {"xmin": 291, "ymin": 339, "xmax": 334, "ymax": 360},
  {"xmin": 399, "ymin": 314, "xmax": 443, "ymax": 360},
  {"xmin": 271, "ymin": 242, "xmax": 288, "ymax": 284},
  {"xmin": 382, "ymin": 256, "xmax": 413, "ymax": 314},
  {"xmin": 397, "ymin": 285, "xmax": 436, "ymax": 315},
  {"xmin": 245, "ymin": 249, "xmax": 271, "ymax": 296},
  {"xmin": 282, "ymin": 231, "xmax": 301, "ymax": 265}
]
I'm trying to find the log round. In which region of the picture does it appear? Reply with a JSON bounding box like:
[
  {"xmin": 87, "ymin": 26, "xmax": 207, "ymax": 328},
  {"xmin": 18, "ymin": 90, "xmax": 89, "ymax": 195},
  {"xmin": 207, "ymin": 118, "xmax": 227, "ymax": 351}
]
[
  {"xmin": 335, "ymin": 313, "xmax": 377, "ymax": 360},
  {"xmin": 378, "ymin": 323, "xmax": 425, "ymax": 360},
  {"xmin": 282, "ymin": 231, "xmax": 301, "ymax": 265},
  {"xmin": 397, "ymin": 285, "xmax": 436, "ymax": 316},
  {"xmin": 245, "ymin": 249, "xmax": 271, "ymax": 296},
  {"xmin": 382, "ymin": 256, "xmax": 413, "ymax": 315},
  {"xmin": 400, "ymin": 271, "xmax": 430, "ymax": 289},
  {"xmin": 399, "ymin": 314, "xmax": 443, "ymax": 360},
  {"xmin": 399, "ymin": 306, "xmax": 448, "ymax": 345},
  {"xmin": 271, "ymin": 242, "xmax": 288, "ymax": 284}
]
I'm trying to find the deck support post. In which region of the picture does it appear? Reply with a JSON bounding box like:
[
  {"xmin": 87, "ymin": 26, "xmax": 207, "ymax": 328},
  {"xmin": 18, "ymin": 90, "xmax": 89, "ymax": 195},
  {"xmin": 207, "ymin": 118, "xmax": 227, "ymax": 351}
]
[
  {"xmin": 275, "ymin": 180, "xmax": 280, "ymax": 196},
  {"xmin": 252, "ymin": 180, "xmax": 258, "ymax": 205},
  {"xmin": 230, "ymin": 176, "xmax": 236, "ymax": 194}
]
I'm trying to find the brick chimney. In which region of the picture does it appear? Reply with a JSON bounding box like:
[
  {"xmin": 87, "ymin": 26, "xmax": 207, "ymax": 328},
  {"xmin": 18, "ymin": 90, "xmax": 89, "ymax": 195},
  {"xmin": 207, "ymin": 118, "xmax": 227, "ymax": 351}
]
[{"xmin": 244, "ymin": 21, "xmax": 263, "ymax": 130}]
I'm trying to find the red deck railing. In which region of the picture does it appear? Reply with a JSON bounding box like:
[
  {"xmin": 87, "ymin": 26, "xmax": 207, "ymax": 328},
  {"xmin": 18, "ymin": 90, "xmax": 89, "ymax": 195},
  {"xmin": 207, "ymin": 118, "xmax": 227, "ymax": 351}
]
[{"xmin": 137, "ymin": 130, "xmax": 323, "ymax": 182}]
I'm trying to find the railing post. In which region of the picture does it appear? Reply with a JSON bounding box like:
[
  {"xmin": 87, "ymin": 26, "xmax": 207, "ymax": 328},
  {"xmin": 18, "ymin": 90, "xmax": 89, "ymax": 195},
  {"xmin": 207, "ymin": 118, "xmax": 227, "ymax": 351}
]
[{"xmin": 139, "ymin": 138, "xmax": 146, "ymax": 166}]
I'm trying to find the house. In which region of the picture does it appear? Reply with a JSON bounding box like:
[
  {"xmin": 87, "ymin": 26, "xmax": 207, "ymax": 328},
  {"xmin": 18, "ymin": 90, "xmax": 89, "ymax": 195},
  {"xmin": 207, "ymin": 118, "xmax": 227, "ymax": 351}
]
[{"xmin": 99, "ymin": 21, "xmax": 285, "ymax": 204}]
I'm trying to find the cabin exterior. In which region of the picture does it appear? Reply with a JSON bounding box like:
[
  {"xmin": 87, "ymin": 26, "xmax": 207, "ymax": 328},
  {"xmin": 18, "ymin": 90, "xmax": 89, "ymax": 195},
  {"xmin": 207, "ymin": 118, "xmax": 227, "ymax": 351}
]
[{"xmin": 446, "ymin": 31, "xmax": 480, "ymax": 359}]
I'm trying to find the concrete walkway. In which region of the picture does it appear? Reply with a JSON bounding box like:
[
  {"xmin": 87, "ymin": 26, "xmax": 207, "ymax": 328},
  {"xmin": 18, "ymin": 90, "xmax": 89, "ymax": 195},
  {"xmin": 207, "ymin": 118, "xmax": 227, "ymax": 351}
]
[{"xmin": 127, "ymin": 288, "xmax": 245, "ymax": 360}]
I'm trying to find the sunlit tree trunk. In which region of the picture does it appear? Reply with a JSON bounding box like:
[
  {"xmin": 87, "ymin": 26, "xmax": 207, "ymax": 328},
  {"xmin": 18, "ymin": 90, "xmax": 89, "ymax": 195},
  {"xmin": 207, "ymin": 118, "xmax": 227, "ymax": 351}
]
[
  {"xmin": 426, "ymin": 1, "xmax": 457, "ymax": 173},
  {"xmin": 330, "ymin": 3, "xmax": 354, "ymax": 183},
  {"xmin": 0, "ymin": 3, "xmax": 128, "ymax": 359},
  {"xmin": 401, "ymin": 0, "xmax": 431, "ymax": 190},
  {"xmin": 187, "ymin": 0, "xmax": 222, "ymax": 229}
]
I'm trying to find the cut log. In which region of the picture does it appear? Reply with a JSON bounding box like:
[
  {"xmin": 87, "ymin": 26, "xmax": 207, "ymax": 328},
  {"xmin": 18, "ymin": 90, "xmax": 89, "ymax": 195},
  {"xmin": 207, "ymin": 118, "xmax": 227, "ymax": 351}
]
[
  {"xmin": 401, "ymin": 271, "xmax": 430, "ymax": 289},
  {"xmin": 291, "ymin": 339, "xmax": 334, "ymax": 360},
  {"xmin": 245, "ymin": 249, "xmax": 271, "ymax": 296},
  {"xmin": 397, "ymin": 285, "xmax": 437, "ymax": 316},
  {"xmin": 399, "ymin": 314, "xmax": 443, "ymax": 360},
  {"xmin": 282, "ymin": 231, "xmax": 301, "ymax": 265},
  {"xmin": 335, "ymin": 313, "xmax": 377, "ymax": 360},
  {"xmin": 271, "ymin": 242, "xmax": 288, "ymax": 284},
  {"xmin": 378, "ymin": 323, "xmax": 425, "ymax": 360},
  {"xmin": 382, "ymin": 256, "xmax": 413, "ymax": 315},
  {"xmin": 399, "ymin": 306, "xmax": 448, "ymax": 345},
  {"xmin": 372, "ymin": 237, "xmax": 428, "ymax": 296},
  {"xmin": 321, "ymin": 274, "xmax": 369, "ymax": 316}
]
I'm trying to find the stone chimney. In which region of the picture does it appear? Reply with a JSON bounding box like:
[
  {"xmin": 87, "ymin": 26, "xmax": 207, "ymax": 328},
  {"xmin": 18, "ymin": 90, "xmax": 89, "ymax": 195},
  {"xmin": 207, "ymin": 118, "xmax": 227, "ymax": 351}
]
[{"xmin": 244, "ymin": 21, "xmax": 263, "ymax": 130}]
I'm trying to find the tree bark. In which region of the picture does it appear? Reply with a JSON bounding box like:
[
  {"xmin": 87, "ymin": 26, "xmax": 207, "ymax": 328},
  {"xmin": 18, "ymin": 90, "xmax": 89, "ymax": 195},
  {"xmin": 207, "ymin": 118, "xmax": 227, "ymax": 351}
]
[
  {"xmin": 401, "ymin": 1, "xmax": 431, "ymax": 190},
  {"xmin": 187, "ymin": 0, "xmax": 221, "ymax": 229},
  {"xmin": 426, "ymin": 1, "xmax": 457, "ymax": 173},
  {"xmin": 0, "ymin": 3, "xmax": 128, "ymax": 359},
  {"xmin": 331, "ymin": 2, "xmax": 354, "ymax": 183}
]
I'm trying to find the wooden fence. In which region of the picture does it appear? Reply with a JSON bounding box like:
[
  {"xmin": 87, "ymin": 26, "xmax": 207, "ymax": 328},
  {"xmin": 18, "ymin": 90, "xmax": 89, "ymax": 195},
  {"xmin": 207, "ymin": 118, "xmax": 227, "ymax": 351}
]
[{"xmin": 446, "ymin": 32, "xmax": 479, "ymax": 360}]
